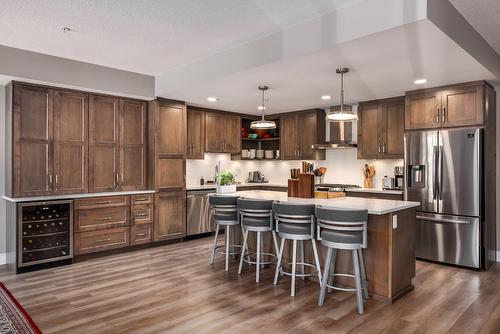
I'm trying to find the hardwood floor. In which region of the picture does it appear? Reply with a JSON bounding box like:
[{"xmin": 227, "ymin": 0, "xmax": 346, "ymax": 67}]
[{"xmin": 1, "ymin": 236, "xmax": 499, "ymax": 334}]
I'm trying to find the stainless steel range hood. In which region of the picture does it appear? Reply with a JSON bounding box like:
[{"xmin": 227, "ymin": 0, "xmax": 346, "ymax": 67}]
[{"xmin": 312, "ymin": 106, "xmax": 358, "ymax": 149}]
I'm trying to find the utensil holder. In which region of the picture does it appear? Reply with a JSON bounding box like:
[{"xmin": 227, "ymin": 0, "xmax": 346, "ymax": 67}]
[{"xmin": 364, "ymin": 178, "xmax": 374, "ymax": 189}]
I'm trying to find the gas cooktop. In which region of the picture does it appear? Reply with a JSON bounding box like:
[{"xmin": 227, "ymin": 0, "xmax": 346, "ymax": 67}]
[{"xmin": 315, "ymin": 184, "xmax": 361, "ymax": 192}]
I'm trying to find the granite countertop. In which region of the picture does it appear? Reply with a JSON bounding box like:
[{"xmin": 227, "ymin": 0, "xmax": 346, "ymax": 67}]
[
  {"xmin": 186, "ymin": 183, "xmax": 288, "ymax": 191},
  {"xmin": 345, "ymin": 188, "xmax": 404, "ymax": 195},
  {"xmin": 2, "ymin": 190, "xmax": 156, "ymax": 203},
  {"xmin": 221, "ymin": 190, "xmax": 419, "ymax": 215}
]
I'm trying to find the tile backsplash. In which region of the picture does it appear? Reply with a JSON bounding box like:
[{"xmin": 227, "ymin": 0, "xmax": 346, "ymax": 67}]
[{"xmin": 186, "ymin": 150, "xmax": 403, "ymax": 188}]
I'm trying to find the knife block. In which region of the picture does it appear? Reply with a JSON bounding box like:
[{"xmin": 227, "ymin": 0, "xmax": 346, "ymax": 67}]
[
  {"xmin": 298, "ymin": 173, "xmax": 314, "ymax": 198},
  {"xmin": 287, "ymin": 179, "xmax": 299, "ymax": 197}
]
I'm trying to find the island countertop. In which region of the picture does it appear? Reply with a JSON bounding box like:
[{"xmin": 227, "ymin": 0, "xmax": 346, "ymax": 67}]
[{"xmin": 226, "ymin": 190, "xmax": 419, "ymax": 215}]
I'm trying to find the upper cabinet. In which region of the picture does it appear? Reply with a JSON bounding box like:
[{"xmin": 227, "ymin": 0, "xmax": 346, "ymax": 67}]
[
  {"xmin": 12, "ymin": 84, "xmax": 88, "ymax": 197},
  {"xmin": 280, "ymin": 109, "xmax": 325, "ymax": 160},
  {"xmin": 358, "ymin": 96, "xmax": 405, "ymax": 159},
  {"xmin": 204, "ymin": 111, "xmax": 241, "ymax": 154},
  {"xmin": 187, "ymin": 109, "xmax": 205, "ymax": 159},
  {"xmin": 89, "ymin": 96, "xmax": 147, "ymax": 192},
  {"xmin": 405, "ymin": 81, "xmax": 485, "ymax": 130},
  {"xmin": 157, "ymin": 102, "xmax": 186, "ymax": 157}
]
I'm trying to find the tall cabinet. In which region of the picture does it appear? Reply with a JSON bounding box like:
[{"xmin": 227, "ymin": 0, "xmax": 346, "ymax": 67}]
[
  {"xmin": 148, "ymin": 99, "xmax": 187, "ymax": 241},
  {"xmin": 10, "ymin": 83, "xmax": 88, "ymax": 197}
]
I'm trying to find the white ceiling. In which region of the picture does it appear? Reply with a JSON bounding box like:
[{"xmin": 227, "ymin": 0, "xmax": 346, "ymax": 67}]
[
  {"xmin": 449, "ymin": 0, "xmax": 500, "ymax": 56},
  {"xmin": 165, "ymin": 20, "xmax": 494, "ymax": 114},
  {"xmin": 0, "ymin": 0, "xmax": 357, "ymax": 75}
]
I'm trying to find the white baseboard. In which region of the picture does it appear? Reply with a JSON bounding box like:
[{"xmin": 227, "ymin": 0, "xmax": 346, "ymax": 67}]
[{"xmin": 0, "ymin": 253, "xmax": 5, "ymax": 265}]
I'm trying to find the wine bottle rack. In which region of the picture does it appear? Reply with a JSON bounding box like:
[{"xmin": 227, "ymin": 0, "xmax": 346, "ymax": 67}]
[{"xmin": 18, "ymin": 200, "xmax": 73, "ymax": 268}]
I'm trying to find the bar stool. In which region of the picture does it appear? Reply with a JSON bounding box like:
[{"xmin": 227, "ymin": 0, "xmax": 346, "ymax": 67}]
[
  {"xmin": 272, "ymin": 202, "xmax": 322, "ymax": 297},
  {"xmin": 208, "ymin": 194, "xmax": 241, "ymax": 272},
  {"xmin": 237, "ymin": 198, "xmax": 279, "ymax": 283},
  {"xmin": 315, "ymin": 206, "xmax": 369, "ymax": 314}
]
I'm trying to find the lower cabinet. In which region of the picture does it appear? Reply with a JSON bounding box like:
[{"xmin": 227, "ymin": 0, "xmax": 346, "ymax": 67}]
[
  {"xmin": 345, "ymin": 191, "xmax": 403, "ymax": 201},
  {"xmin": 74, "ymin": 193, "xmax": 155, "ymax": 255},
  {"xmin": 154, "ymin": 191, "xmax": 186, "ymax": 241}
]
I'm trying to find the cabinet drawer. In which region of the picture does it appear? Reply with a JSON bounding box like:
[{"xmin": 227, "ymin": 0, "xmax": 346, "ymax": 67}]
[
  {"xmin": 131, "ymin": 224, "xmax": 153, "ymax": 245},
  {"xmin": 346, "ymin": 191, "xmax": 403, "ymax": 201},
  {"xmin": 131, "ymin": 205, "xmax": 153, "ymax": 224},
  {"xmin": 75, "ymin": 206, "xmax": 129, "ymax": 232},
  {"xmin": 131, "ymin": 194, "xmax": 154, "ymax": 205},
  {"xmin": 74, "ymin": 227, "xmax": 130, "ymax": 255},
  {"xmin": 74, "ymin": 196, "xmax": 129, "ymax": 209}
]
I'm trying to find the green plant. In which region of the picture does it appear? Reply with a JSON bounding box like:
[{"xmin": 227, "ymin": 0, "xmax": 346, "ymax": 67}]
[{"xmin": 218, "ymin": 170, "xmax": 235, "ymax": 186}]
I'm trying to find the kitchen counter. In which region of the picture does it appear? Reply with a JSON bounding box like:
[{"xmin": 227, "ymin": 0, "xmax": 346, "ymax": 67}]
[
  {"xmin": 186, "ymin": 183, "xmax": 288, "ymax": 191},
  {"xmin": 345, "ymin": 188, "xmax": 404, "ymax": 195},
  {"xmin": 230, "ymin": 190, "xmax": 418, "ymax": 303},
  {"xmin": 228, "ymin": 190, "xmax": 418, "ymax": 215},
  {"xmin": 2, "ymin": 190, "xmax": 156, "ymax": 203}
]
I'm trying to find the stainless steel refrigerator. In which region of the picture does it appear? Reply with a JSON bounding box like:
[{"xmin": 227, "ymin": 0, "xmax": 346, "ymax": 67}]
[{"xmin": 405, "ymin": 128, "xmax": 483, "ymax": 268}]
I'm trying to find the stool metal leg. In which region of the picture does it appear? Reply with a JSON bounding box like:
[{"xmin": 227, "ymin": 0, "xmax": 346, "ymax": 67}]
[
  {"xmin": 291, "ymin": 239, "xmax": 297, "ymax": 297},
  {"xmin": 225, "ymin": 225, "xmax": 230, "ymax": 272},
  {"xmin": 358, "ymin": 249, "xmax": 369, "ymax": 299},
  {"xmin": 256, "ymin": 231, "xmax": 261, "ymax": 283},
  {"xmin": 209, "ymin": 223, "xmax": 220, "ymax": 265},
  {"xmin": 300, "ymin": 240, "xmax": 305, "ymax": 281},
  {"xmin": 328, "ymin": 249, "xmax": 337, "ymax": 293},
  {"xmin": 274, "ymin": 237, "xmax": 286, "ymax": 285},
  {"xmin": 352, "ymin": 249, "xmax": 365, "ymax": 315},
  {"xmin": 311, "ymin": 239, "xmax": 322, "ymax": 287},
  {"xmin": 238, "ymin": 228, "xmax": 249, "ymax": 275},
  {"xmin": 272, "ymin": 231, "xmax": 279, "ymax": 257},
  {"xmin": 318, "ymin": 247, "xmax": 333, "ymax": 306}
]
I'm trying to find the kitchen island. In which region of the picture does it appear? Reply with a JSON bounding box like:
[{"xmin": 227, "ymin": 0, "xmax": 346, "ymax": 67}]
[{"xmin": 229, "ymin": 190, "xmax": 420, "ymax": 303}]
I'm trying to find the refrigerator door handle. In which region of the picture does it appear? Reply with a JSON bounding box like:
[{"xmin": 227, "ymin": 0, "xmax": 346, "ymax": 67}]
[
  {"xmin": 439, "ymin": 145, "xmax": 444, "ymax": 201},
  {"xmin": 433, "ymin": 145, "xmax": 439, "ymax": 200},
  {"xmin": 416, "ymin": 215, "xmax": 472, "ymax": 224}
]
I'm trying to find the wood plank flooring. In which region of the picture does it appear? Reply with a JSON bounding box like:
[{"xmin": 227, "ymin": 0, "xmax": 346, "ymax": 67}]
[{"xmin": 1, "ymin": 236, "xmax": 499, "ymax": 334}]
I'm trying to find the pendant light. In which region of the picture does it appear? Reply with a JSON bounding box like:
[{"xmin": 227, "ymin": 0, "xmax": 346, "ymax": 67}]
[
  {"xmin": 326, "ymin": 68, "xmax": 358, "ymax": 121},
  {"xmin": 251, "ymin": 85, "xmax": 276, "ymax": 129}
]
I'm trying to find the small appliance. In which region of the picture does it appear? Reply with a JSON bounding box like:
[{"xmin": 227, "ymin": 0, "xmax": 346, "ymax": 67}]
[{"xmin": 382, "ymin": 176, "xmax": 395, "ymax": 190}]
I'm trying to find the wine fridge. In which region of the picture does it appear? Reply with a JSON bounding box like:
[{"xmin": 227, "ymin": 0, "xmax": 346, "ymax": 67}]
[{"xmin": 18, "ymin": 200, "xmax": 73, "ymax": 270}]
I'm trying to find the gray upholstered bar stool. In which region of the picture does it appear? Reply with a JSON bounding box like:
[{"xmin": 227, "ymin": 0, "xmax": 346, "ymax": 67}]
[
  {"xmin": 315, "ymin": 206, "xmax": 369, "ymax": 314},
  {"xmin": 272, "ymin": 202, "xmax": 322, "ymax": 297},
  {"xmin": 237, "ymin": 198, "xmax": 279, "ymax": 283},
  {"xmin": 208, "ymin": 194, "xmax": 241, "ymax": 272}
]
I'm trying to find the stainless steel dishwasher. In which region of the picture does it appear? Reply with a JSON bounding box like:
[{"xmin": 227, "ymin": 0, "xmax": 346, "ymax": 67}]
[{"xmin": 186, "ymin": 189, "xmax": 216, "ymax": 236}]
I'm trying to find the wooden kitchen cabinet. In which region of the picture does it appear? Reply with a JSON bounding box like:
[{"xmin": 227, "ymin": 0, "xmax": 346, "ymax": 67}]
[
  {"xmin": 405, "ymin": 81, "xmax": 485, "ymax": 130},
  {"xmin": 89, "ymin": 96, "xmax": 147, "ymax": 192},
  {"xmin": 154, "ymin": 191, "xmax": 186, "ymax": 241},
  {"xmin": 187, "ymin": 109, "xmax": 205, "ymax": 159},
  {"xmin": 12, "ymin": 84, "xmax": 89, "ymax": 197},
  {"xmin": 280, "ymin": 109, "xmax": 325, "ymax": 160},
  {"xmin": 223, "ymin": 114, "xmax": 241, "ymax": 154},
  {"xmin": 204, "ymin": 111, "xmax": 240, "ymax": 153},
  {"xmin": 157, "ymin": 102, "xmax": 186, "ymax": 157},
  {"xmin": 358, "ymin": 96, "xmax": 404, "ymax": 159}
]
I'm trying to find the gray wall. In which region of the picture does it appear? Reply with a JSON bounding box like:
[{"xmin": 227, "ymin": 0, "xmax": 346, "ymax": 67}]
[
  {"xmin": 0, "ymin": 86, "xmax": 5, "ymax": 260},
  {"xmin": 496, "ymin": 84, "xmax": 500, "ymax": 258}
]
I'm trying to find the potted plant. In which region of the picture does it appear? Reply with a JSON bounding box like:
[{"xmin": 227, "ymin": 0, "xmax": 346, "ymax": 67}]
[{"xmin": 216, "ymin": 170, "xmax": 237, "ymax": 194}]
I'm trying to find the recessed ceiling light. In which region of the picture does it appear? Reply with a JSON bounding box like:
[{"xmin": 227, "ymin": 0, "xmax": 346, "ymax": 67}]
[
  {"xmin": 257, "ymin": 106, "xmax": 266, "ymax": 110},
  {"xmin": 207, "ymin": 97, "xmax": 217, "ymax": 102},
  {"xmin": 60, "ymin": 26, "xmax": 72, "ymax": 33},
  {"xmin": 414, "ymin": 78, "xmax": 427, "ymax": 84},
  {"xmin": 321, "ymin": 95, "xmax": 332, "ymax": 100}
]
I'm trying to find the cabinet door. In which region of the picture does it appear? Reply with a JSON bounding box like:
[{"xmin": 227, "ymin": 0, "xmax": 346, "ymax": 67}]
[
  {"xmin": 157, "ymin": 103, "xmax": 186, "ymax": 157},
  {"xmin": 154, "ymin": 191, "xmax": 186, "ymax": 241},
  {"xmin": 89, "ymin": 96, "xmax": 120, "ymax": 192},
  {"xmin": 204, "ymin": 112, "xmax": 224, "ymax": 152},
  {"xmin": 187, "ymin": 109, "xmax": 205, "ymax": 159},
  {"xmin": 442, "ymin": 85, "xmax": 484, "ymax": 127},
  {"xmin": 13, "ymin": 85, "xmax": 53, "ymax": 197},
  {"xmin": 382, "ymin": 100, "xmax": 405, "ymax": 158},
  {"xmin": 405, "ymin": 91, "xmax": 441, "ymax": 130},
  {"xmin": 280, "ymin": 115, "xmax": 298, "ymax": 160},
  {"xmin": 120, "ymin": 99, "xmax": 147, "ymax": 191},
  {"xmin": 358, "ymin": 104, "xmax": 382, "ymax": 159},
  {"xmin": 298, "ymin": 112, "xmax": 317, "ymax": 160},
  {"xmin": 223, "ymin": 115, "xmax": 241, "ymax": 153},
  {"xmin": 157, "ymin": 158, "xmax": 185, "ymax": 190},
  {"xmin": 53, "ymin": 90, "xmax": 88, "ymax": 194}
]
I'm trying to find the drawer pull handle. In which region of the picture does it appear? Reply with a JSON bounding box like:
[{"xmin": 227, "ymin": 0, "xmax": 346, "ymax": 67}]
[
  {"xmin": 135, "ymin": 213, "xmax": 148, "ymax": 217},
  {"xmin": 95, "ymin": 238, "xmax": 112, "ymax": 243},
  {"xmin": 96, "ymin": 200, "xmax": 112, "ymax": 205},
  {"xmin": 135, "ymin": 198, "xmax": 148, "ymax": 202},
  {"xmin": 97, "ymin": 217, "xmax": 112, "ymax": 221},
  {"xmin": 136, "ymin": 233, "xmax": 149, "ymax": 237}
]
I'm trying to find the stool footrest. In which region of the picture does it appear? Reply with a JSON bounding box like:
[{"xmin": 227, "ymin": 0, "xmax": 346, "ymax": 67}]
[
  {"xmin": 279, "ymin": 262, "xmax": 318, "ymax": 278},
  {"xmin": 243, "ymin": 252, "xmax": 277, "ymax": 266},
  {"xmin": 215, "ymin": 244, "xmax": 242, "ymax": 256}
]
